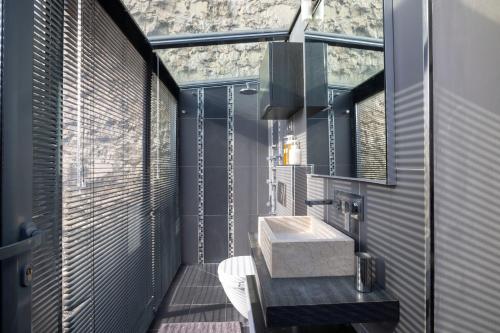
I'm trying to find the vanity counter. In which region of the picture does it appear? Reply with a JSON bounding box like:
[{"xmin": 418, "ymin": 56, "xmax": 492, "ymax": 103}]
[{"xmin": 248, "ymin": 233, "xmax": 399, "ymax": 328}]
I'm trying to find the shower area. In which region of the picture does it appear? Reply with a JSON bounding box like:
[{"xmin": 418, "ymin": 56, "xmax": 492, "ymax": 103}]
[{"xmin": 177, "ymin": 83, "xmax": 269, "ymax": 265}]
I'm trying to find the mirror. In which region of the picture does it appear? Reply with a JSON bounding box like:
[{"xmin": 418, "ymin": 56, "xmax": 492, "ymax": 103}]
[{"xmin": 304, "ymin": 0, "xmax": 394, "ymax": 184}]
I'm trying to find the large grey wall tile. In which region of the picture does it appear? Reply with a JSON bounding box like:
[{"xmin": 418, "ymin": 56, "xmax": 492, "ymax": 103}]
[
  {"xmin": 234, "ymin": 215, "xmax": 258, "ymax": 256},
  {"xmin": 234, "ymin": 117, "xmax": 257, "ymax": 167},
  {"xmin": 204, "ymin": 215, "xmax": 228, "ymax": 263},
  {"xmin": 204, "ymin": 119, "xmax": 227, "ymax": 167},
  {"xmin": 257, "ymin": 120, "xmax": 269, "ymax": 167},
  {"xmin": 204, "ymin": 167, "xmax": 228, "ymax": 216},
  {"xmin": 307, "ymin": 118, "xmax": 329, "ymax": 168},
  {"xmin": 257, "ymin": 166, "xmax": 270, "ymax": 216},
  {"xmin": 181, "ymin": 215, "xmax": 198, "ymax": 264},
  {"xmin": 180, "ymin": 167, "xmax": 197, "ymax": 216},
  {"xmin": 179, "ymin": 118, "xmax": 197, "ymax": 167},
  {"xmin": 179, "ymin": 88, "xmax": 198, "ymax": 119},
  {"xmin": 234, "ymin": 83, "xmax": 259, "ymax": 121},
  {"xmin": 204, "ymin": 86, "xmax": 228, "ymax": 119},
  {"xmin": 234, "ymin": 166, "xmax": 257, "ymax": 216}
]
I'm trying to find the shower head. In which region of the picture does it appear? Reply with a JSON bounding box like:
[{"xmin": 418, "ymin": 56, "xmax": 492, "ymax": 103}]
[{"xmin": 239, "ymin": 82, "xmax": 257, "ymax": 95}]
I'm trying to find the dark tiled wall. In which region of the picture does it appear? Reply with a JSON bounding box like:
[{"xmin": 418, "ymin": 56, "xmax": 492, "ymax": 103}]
[
  {"xmin": 178, "ymin": 89, "xmax": 198, "ymax": 263},
  {"xmin": 179, "ymin": 83, "xmax": 268, "ymax": 264},
  {"xmin": 203, "ymin": 87, "xmax": 228, "ymax": 263},
  {"xmin": 233, "ymin": 83, "xmax": 269, "ymax": 256}
]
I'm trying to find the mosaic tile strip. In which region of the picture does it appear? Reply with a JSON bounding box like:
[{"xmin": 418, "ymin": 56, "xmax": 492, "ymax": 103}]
[
  {"xmin": 197, "ymin": 88, "xmax": 205, "ymax": 264},
  {"xmin": 328, "ymin": 89, "xmax": 336, "ymax": 176},
  {"xmin": 227, "ymin": 86, "xmax": 235, "ymax": 257}
]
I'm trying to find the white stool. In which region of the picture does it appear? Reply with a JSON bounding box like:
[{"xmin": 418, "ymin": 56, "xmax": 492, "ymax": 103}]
[{"xmin": 217, "ymin": 256, "xmax": 256, "ymax": 319}]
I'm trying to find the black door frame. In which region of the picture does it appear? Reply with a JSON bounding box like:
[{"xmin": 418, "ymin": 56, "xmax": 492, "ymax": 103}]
[{"xmin": 1, "ymin": 0, "xmax": 36, "ymax": 332}]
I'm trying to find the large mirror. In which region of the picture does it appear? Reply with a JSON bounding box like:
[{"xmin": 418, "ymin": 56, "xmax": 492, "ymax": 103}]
[{"xmin": 304, "ymin": 0, "xmax": 394, "ymax": 184}]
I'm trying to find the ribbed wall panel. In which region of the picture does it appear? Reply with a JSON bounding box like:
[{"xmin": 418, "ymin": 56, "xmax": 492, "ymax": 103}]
[
  {"xmin": 307, "ymin": 82, "xmax": 427, "ymax": 333},
  {"xmin": 62, "ymin": 1, "xmax": 178, "ymax": 332},
  {"xmin": 32, "ymin": 0, "xmax": 64, "ymax": 331},
  {"xmin": 433, "ymin": 2, "xmax": 500, "ymax": 331}
]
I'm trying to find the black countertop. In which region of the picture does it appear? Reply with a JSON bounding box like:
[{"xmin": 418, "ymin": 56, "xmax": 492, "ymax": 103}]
[{"xmin": 249, "ymin": 233, "xmax": 399, "ymax": 328}]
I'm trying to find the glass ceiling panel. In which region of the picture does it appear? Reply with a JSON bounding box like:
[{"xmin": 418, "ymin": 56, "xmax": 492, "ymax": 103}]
[
  {"xmin": 327, "ymin": 46, "xmax": 384, "ymax": 88},
  {"xmin": 308, "ymin": 0, "xmax": 383, "ymax": 39},
  {"xmin": 123, "ymin": 0, "xmax": 300, "ymax": 37},
  {"xmin": 157, "ymin": 42, "xmax": 267, "ymax": 84}
]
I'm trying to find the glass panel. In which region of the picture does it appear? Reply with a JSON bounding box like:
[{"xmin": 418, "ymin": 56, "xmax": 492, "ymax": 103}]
[
  {"xmin": 157, "ymin": 42, "xmax": 266, "ymax": 83},
  {"xmin": 308, "ymin": 0, "xmax": 384, "ymax": 39},
  {"xmin": 327, "ymin": 46, "xmax": 384, "ymax": 88},
  {"xmin": 355, "ymin": 91, "xmax": 386, "ymax": 180},
  {"xmin": 123, "ymin": 0, "xmax": 300, "ymax": 37}
]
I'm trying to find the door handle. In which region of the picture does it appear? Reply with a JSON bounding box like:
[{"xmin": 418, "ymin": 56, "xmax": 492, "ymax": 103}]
[{"xmin": 0, "ymin": 223, "xmax": 43, "ymax": 261}]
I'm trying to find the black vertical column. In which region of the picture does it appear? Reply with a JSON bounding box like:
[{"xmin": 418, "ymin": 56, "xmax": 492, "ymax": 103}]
[{"xmin": 203, "ymin": 86, "xmax": 228, "ymax": 263}]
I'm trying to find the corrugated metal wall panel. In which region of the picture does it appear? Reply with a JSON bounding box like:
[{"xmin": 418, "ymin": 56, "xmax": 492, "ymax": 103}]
[
  {"xmin": 433, "ymin": 1, "xmax": 500, "ymax": 332},
  {"xmin": 32, "ymin": 0, "xmax": 64, "ymax": 331}
]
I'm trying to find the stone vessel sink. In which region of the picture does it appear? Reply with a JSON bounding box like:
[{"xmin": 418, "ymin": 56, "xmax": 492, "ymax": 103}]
[{"xmin": 258, "ymin": 216, "xmax": 354, "ymax": 278}]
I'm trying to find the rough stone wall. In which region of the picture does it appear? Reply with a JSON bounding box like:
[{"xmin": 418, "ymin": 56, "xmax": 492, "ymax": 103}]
[
  {"xmin": 307, "ymin": 0, "xmax": 384, "ymax": 87},
  {"xmin": 326, "ymin": 46, "xmax": 384, "ymax": 87},
  {"xmin": 123, "ymin": 0, "xmax": 298, "ymax": 83},
  {"xmin": 308, "ymin": 0, "xmax": 383, "ymax": 38},
  {"xmin": 157, "ymin": 43, "xmax": 267, "ymax": 83},
  {"xmin": 124, "ymin": 0, "xmax": 384, "ymax": 84}
]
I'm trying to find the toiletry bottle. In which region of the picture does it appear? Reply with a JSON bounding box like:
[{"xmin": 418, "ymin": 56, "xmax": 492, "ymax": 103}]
[
  {"xmin": 283, "ymin": 141, "xmax": 288, "ymax": 165},
  {"xmin": 283, "ymin": 135, "xmax": 293, "ymax": 165},
  {"xmin": 288, "ymin": 140, "xmax": 301, "ymax": 165}
]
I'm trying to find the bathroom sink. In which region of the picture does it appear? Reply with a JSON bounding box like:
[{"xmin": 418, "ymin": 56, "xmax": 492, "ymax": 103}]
[{"xmin": 258, "ymin": 216, "xmax": 354, "ymax": 278}]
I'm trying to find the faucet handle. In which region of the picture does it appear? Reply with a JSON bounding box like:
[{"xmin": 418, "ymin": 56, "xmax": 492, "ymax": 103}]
[{"xmin": 333, "ymin": 198, "xmax": 342, "ymax": 212}]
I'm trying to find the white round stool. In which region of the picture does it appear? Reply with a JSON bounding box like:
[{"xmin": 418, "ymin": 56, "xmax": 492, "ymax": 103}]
[{"xmin": 217, "ymin": 256, "xmax": 256, "ymax": 319}]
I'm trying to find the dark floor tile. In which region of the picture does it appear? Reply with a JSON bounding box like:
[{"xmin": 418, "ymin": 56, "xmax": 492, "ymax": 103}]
[
  {"xmin": 174, "ymin": 265, "xmax": 221, "ymax": 287},
  {"xmin": 150, "ymin": 263, "xmax": 250, "ymax": 330},
  {"xmin": 191, "ymin": 286, "xmax": 227, "ymax": 305},
  {"xmin": 171, "ymin": 286, "xmax": 227, "ymax": 306},
  {"xmin": 188, "ymin": 304, "xmax": 228, "ymax": 322},
  {"xmin": 225, "ymin": 304, "xmax": 246, "ymax": 323},
  {"xmin": 150, "ymin": 304, "xmax": 192, "ymax": 328},
  {"xmin": 200, "ymin": 263, "xmax": 218, "ymax": 274}
]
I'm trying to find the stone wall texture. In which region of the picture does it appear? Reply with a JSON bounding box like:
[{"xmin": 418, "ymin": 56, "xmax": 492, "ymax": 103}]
[
  {"xmin": 123, "ymin": 0, "xmax": 298, "ymax": 83},
  {"xmin": 309, "ymin": 0, "xmax": 383, "ymax": 38},
  {"xmin": 308, "ymin": 0, "xmax": 384, "ymax": 87},
  {"xmin": 123, "ymin": 0, "xmax": 383, "ymax": 84}
]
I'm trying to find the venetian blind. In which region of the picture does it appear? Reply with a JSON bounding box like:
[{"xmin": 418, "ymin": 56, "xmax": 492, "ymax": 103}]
[
  {"xmin": 151, "ymin": 72, "xmax": 179, "ymax": 303},
  {"xmin": 32, "ymin": 0, "xmax": 64, "ymax": 331},
  {"xmin": 355, "ymin": 91, "xmax": 387, "ymax": 180},
  {"xmin": 62, "ymin": 1, "xmax": 177, "ymax": 332}
]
